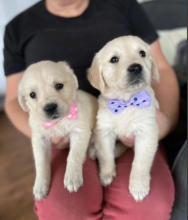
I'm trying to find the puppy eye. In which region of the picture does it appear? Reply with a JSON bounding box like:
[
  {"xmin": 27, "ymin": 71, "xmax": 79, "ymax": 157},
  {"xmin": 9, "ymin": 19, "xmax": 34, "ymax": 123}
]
[
  {"xmin": 55, "ymin": 83, "xmax": 64, "ymax": 90},
  {"xmin": 110, "ymin": 56, "xmax": 119, "ymax": 63},
  {"xmin": 30, "ymin": 92, "xmax": 36, "ymax": 99},
  {"xmin": 139, "ymin": 51, "xmax": 146, "ymax": 57}
]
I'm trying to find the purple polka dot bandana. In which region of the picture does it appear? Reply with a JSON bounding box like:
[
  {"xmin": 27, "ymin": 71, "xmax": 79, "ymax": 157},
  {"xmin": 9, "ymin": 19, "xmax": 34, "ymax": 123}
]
[{"xmin": 108, "ymin": 90, "xmax": 151, "ymax": 114}]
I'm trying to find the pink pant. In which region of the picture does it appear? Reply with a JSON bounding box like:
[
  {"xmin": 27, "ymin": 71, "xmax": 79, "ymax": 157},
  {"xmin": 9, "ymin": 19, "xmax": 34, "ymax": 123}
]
[{"xmin": 35, "ymin": 147, "xmax": 175, "ymax": 220}]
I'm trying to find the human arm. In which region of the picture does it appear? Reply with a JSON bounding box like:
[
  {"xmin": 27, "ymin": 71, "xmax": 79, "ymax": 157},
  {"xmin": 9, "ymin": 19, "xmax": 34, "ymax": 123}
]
[
  {"xmin": 151, "ymin": 40, "xmax": 179, "ymax": 137},
  {"xmin": 5, "ymin": 72, "xmax": 31, "ymax": 138}
]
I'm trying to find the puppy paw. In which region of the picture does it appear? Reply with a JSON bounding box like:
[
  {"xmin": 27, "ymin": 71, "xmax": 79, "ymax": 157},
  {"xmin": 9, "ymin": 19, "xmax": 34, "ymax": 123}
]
[
  {"xmin": 64, "ymin": 169, "xmax": 83, "ymax": 193},
  {"xmin": 100, "ymin": 169, "xmax": 116, "ymax": 187},
  {"xmin": 129, "ymin": 177, "xmax": 150, "ymax": 201},
  {"xmin": 33, "ymin": 178, "xmax": 50, "ymax": 201}
]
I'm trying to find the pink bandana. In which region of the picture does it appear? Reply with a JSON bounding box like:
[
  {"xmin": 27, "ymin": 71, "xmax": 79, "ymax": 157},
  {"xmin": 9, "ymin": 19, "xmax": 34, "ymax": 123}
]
[
  {"xmin": 42, "ymin": 102, "xmax": 78, "ymax": 128},
  {"xmin": 42, "ymin": 121, "xmax": 57, "ymax": 128}
]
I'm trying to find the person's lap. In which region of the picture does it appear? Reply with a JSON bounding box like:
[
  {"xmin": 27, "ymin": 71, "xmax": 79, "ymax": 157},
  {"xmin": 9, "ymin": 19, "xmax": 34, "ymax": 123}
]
[{"xmin": 35, "ymin": 146, "xmax": 175, "ymax": 220}]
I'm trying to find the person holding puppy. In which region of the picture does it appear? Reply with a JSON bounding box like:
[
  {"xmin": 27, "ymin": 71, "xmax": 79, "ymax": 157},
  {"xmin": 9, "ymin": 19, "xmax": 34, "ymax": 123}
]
[{"xmin": 4, "ymin": 0, "xmax": 179, "ymax": 219}]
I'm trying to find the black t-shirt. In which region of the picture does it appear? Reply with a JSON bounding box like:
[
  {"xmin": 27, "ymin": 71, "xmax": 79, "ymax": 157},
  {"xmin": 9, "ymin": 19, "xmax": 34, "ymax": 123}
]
[{"xmin": 4, "ymin": 0, "xmax": 158, "ymax": 96}]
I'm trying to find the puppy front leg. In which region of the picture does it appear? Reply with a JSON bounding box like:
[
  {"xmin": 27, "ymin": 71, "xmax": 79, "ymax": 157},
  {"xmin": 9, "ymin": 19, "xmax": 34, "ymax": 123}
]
[
  {"xmin": 95, "ymin": 133, "xmax": 116, "ymax": 187},
  {"xmin": 32, "ymin": 136, "xmax": 51, "ymax": 201},
  {"xmin": 129, "ymin": 129, "xmax": 158, "ymax": 201},
  {"xmin": 64, "ymin": 131, "xmax": 91, "ymax": 193}
]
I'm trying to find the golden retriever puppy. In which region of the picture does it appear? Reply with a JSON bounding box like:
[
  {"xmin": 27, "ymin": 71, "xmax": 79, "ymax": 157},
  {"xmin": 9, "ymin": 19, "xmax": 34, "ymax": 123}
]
[
  {"xmin": 88, "ymin": 36, "xmax": 159, "ymax": 201},
  {"xmin": 18, "ymin": 61, "xmax": 98, "ymax": 200}
]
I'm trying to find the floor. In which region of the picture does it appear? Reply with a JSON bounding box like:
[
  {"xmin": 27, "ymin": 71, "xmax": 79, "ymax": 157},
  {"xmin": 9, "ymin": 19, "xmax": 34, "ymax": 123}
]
[{"xmin": 0, "ymin": 111, "xmax": 37, "ymax": 220}]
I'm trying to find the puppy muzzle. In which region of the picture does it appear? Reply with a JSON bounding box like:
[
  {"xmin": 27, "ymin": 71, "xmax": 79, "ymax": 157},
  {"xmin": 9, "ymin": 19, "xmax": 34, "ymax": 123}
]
[
  {"xmin": 43, "ymin": 103, "xmax": 59, "ymax": 119},
  {"xmin": 128, "ymin": 63, "xmax": 142, "ymax": 75},
  {"xmin": 127, "ymin": 63, "xmax": 144, "ymax": 86}
]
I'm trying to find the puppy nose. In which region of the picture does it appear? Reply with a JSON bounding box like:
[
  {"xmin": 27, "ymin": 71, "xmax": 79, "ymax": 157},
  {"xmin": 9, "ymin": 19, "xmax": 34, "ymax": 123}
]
[
  {"xmin": 128, "ymin": 64, "xmax": 143, "ymax": 74},
  {"xmin": 44, "ymin": 103, "xmax": 58, "ymax": 114}
]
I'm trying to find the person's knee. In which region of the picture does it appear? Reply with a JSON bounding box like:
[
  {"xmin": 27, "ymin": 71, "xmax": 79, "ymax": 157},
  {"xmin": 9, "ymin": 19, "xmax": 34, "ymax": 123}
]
[
  {"xmin": 128, "ymin": 196, "xmax": 174, "ymax": 220},
  {"xmin": 144, "ymin": 188, "xmax": 175, "ymax": 220},
  {"xmin": 35, "ymin": 152, "xmax": 103, "ymax": 220},
  {"xmin": 154, "ymin": 196, "xmax": 174, "ymax": 219},
  {"xmin": 35, "ymin": 199, "xmax": 103, "ymax": 220},
  {"xmin": 102, "ymin": 189, "xmax": 174, "ymax": 220}
]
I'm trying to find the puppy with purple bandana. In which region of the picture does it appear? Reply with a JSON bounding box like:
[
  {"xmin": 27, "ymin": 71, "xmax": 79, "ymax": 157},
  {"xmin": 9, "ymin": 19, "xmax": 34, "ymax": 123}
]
[{"xmin": 88, "ymin": 36, "xmax": 159, "ymax": 201}]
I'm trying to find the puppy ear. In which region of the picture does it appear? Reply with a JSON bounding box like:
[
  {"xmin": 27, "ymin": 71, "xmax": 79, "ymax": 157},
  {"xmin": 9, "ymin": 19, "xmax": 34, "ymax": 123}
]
[
  {"xmin": 151, "ymin": 56, "xmax": 160, "ymax": 82},
  {"xmin": 18, "ymin": 79, "xmax": 29, "ymax": 112},
  {"xmin": 58, "ymin": 62, "xmax": 79, "ymax": 89},
  {"xmin": 87, "ymin": 54, "xmax": 105, "ymax": 93}
]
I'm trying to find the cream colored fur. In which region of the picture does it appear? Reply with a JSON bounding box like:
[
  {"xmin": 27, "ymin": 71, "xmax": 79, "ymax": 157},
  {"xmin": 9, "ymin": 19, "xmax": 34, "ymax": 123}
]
[
  {"xmin": 18, "ymin": 61, "xmax": 98, "ymax": 200},
  {"xmin": 88, "ymin": 36, "xmax": 159, "ymax": 201}
]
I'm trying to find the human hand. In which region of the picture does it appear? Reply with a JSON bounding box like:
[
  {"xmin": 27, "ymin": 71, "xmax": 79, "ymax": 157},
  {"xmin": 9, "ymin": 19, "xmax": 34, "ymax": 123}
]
[
  {"xmin": 51, "ymin": 136, "xmax": 70, "ymax": 149},
  {"xmin": 120, "ymin": 135, "xmax": 135, "ymax": 148}
]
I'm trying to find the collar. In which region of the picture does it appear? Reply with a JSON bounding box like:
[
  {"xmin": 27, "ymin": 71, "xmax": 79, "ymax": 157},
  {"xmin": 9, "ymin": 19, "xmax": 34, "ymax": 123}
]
[{"xmin": 108, "ymin": 90, "xmax": 151, "ymax": 114}]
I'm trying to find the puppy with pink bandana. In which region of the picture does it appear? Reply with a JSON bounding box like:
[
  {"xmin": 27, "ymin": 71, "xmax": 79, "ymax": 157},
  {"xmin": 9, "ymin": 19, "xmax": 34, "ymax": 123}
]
[{"xmin": 18, "ymin": 61, "xmax": 98, "ymax": 200}]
